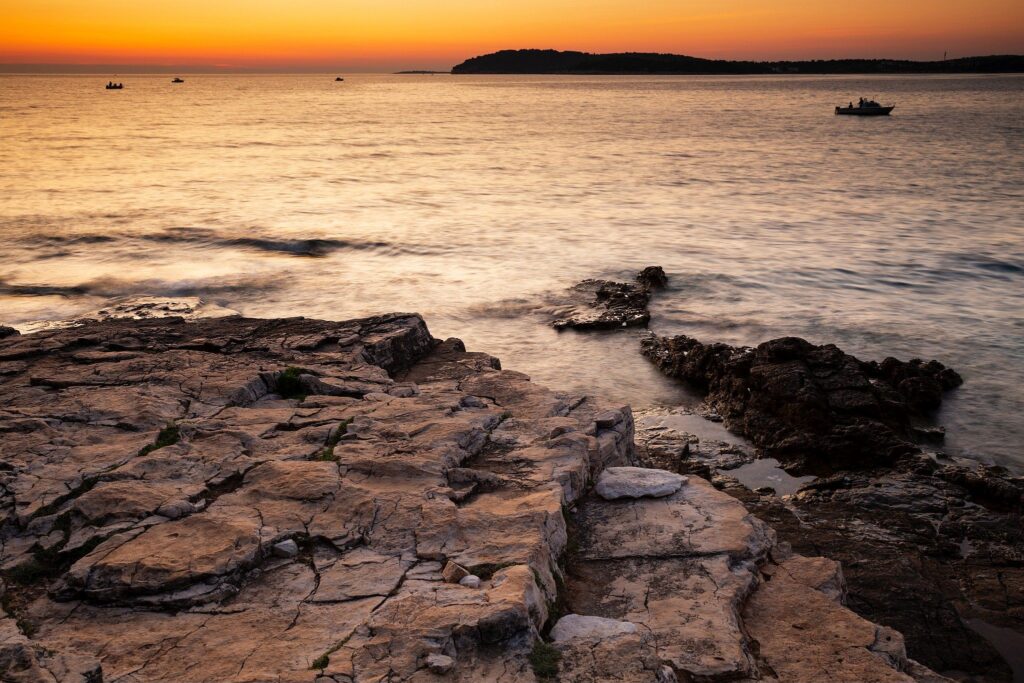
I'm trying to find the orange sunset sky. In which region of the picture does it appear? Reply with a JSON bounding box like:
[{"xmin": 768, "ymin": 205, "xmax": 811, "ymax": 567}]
[{"xmin": 3, "ymin": 0, "xmax": 1023, "ymax": 71}]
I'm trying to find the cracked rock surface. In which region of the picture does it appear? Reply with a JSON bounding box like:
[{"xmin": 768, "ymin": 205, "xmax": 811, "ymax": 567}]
[
  {"xmin": 0, "ymin": 313, "xmax": 962, "ymax": 682},
  {"xmin": 1, "ymin": 313, "xmax": 634, "ymax": 682}
]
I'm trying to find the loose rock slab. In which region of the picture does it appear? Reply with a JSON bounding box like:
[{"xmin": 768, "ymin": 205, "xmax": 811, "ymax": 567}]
[
  {"xmin": 551, "ymin": 614, "xmax": 638, "ymax": 642},
  {"xmin": 595, "ymin": 466, "xmax": 687, "ymax": 500}
]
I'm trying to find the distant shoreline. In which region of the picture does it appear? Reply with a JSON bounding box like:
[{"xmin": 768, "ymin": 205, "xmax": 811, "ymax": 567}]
[{"xmin": 452, "ymin": 49, "xmax": 1024, "ymax": 75}]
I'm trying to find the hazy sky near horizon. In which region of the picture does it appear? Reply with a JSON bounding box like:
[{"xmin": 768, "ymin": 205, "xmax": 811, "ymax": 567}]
[{"xmin": 3, "ymin": 0, "xmax": 1023, "ymax": 71}]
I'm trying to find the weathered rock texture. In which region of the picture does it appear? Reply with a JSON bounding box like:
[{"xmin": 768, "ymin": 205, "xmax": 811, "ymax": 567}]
[
  {"xmin": 560, "ymin": 469, "xmax": 949, "ymax": 683},
  {"xmin": 552, "ymin": 266, "xmax": 667, "ymax": 330},
  {"xmin": 0, "ymin": 314, "xmax": 634, "ymax": 682},
  {"xmin": 641, "ymin": 334, "xmax": 963, "ymax": 471},
  {"xmin": 636, "ymin": 409, "xmax": 1024, "ymax": 682},
  {"xmin": 0, "ymin": 314, "xmax": 960, "ymax": 682}
]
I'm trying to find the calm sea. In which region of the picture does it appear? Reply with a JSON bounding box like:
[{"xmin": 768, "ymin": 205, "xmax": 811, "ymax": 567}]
[{"xmin": 1, "ymin": 73, "xmax": 1022, "ymax": 469}]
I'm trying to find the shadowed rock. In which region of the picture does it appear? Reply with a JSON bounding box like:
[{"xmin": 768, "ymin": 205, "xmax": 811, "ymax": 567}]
[{"xmin": 641, "ymin": 333, "xmax": 962, "ymax": 471}]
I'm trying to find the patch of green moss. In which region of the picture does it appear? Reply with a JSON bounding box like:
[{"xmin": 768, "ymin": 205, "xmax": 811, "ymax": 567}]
[
  {"xmin": 545, "ymin": 571, "xmax": 571, "ymax": 636},
  {"xmin": 528, "ymin": 641, "xmax": 561, "ymax": 681},
  {"xmin": 139, "ymin": 423, "xmax": 180, "ymax": 456},
  {"xmin": 309, "ymin": 653, "xmax": 330, "ymax": 670},
  {"xmin": 277, "ymin": 367, "xmax": 310, "ymax": 400}
]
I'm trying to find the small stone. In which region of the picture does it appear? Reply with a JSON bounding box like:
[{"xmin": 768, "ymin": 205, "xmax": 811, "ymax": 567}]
[
  {"xmin": 425, "ymin": 653, "xmax": 455, "ymax": 674},
  {"xmin": 388, "ymin": 384, "xmax": 419, "ymax": 398},
  {"xmin": 458, "ymin": 574, "xmax": 481, "ymax": 589},
  {"xmin": 550, "ymin": 614, "xmax": 638, "ymax": 642},
  {"xmin": 441, "ymin": 560, "xmax": 469, "ymax": 584},
  {"xmin": 272, "ymin": 539, "xmax": 299, "ymax": 558},
  {"xmin": 593, "ymin": 410, "xmax": 623, "ymax": 429},
  {"xmin": 460, "ymin": 395, "xmax": 486, "ymax": 408},
  {"xmin": 156, "ymin": 500, "xmax": 195, "ymax": 520},
  {"xmin": 595, "ymin": 467, "xmax": 687, "ymax": 500}
]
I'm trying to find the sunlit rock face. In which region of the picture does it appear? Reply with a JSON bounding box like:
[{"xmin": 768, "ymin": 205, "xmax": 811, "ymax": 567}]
[
  {"xmin": 0, "ymin": 313, "xmax": 635, "ymax": 681},
  {"xmin": 0, "ymin": 314, "xmax": 954, "ymax": 682}
]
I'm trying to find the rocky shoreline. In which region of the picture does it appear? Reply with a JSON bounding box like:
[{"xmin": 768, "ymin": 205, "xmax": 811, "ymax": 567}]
[
  {"xmin": 634, "ymin": 331, "xmax": 1023, "ymax": 683},
  {"xmin": 0, "ymin": 311, "xmax": 977, "ymax": 682},
  {"xmin": 549, "ymin": 266, "xmax": 1022, "ymax": 682}
]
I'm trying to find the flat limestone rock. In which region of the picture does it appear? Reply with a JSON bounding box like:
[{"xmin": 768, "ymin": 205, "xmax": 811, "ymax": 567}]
[
  {"xmin": 567, "ymin": 555, "xmax": 757, "ymax": 679},
  {"xmin": 594, "ymin": 466, "xmax": 686, "ymax": 500},
  {"xmin": 744, "ymin": 555, "xmax": 926, "ymax": 683},
  {"xmin": 550, "ymin": 614, "xmax": 638, "ymax": 642},
  {"xmin": 555, "ymin": 629, "xmax": 666, "ymax": 683},
  {"xmin": 65, "ymin": 508, "xmax": 263, "ymax": 601},
  {"xmin": 0, "ymin": 313, "xmax": 635, "ymax": 682},
  {"xmin": 578, "ymin": 475, "xmax": 775, "ymax": 562}
]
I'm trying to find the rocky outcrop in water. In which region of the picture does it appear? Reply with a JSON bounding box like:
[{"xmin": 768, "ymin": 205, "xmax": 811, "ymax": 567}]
[
  {"xmin": 640, "ymin": 333, "xmax": 963, "ymax": 472},
  {"xmin": 0, "ymin": 313, "xmax": 953, "ymax": 682},
  {"xmin": 552, "ymin": 266, "xmax": 666, "ymax": 330}
]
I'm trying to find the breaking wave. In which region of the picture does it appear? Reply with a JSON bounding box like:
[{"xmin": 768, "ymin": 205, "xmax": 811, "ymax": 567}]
[
  {"xmin": 0, "ymin": 275, "xmax": 281, "ymax": 299},
  {"xmin": 10, "ymin": 227, "xmax": 437, "ymax": 258}
]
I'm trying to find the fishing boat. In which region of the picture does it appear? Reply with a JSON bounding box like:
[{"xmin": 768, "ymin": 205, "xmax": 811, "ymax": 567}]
[
  {"xmin": 335, "ymin": 76, "xmax": 344, "ymax": 82},
  {"xmin": 171, "ymin": 77, "xmax": 184, "ymax": 83},
  {"xmin": 105, "ymin": 82, "xmax": 123, "ymax": 90},
  {"xmin": 836, "ymin": 98, "xmax": 894, "ymax": 116}
]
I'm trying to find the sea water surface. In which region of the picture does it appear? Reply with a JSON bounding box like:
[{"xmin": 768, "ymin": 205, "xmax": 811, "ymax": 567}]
[{"xmin": 1, "ymin": 73, "xmax": 1022, "ymax": 469}]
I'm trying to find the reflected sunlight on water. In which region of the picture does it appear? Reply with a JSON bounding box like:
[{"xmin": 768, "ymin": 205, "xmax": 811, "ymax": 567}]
[{"xmin": 1, "ymin": 73, "xmax": 1022, "ymax": 467}]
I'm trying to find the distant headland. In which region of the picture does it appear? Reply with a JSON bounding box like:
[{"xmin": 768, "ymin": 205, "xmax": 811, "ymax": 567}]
[{"xmin": 451, "ymin": 49, "xmax": 1024, "ymax": 74}]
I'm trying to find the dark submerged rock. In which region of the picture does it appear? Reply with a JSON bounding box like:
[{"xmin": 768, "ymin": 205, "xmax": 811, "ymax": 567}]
[
  {"xmin": 641, "ymin": 333, "xmax": 962, "ymax": 472},
  {"xmin": 552, "ymin": 266, "xmax": 667, "ymax": 331},
  {"xmin": 0, "ymin": 326, "xmax": 19, "ymax": 340},
  {"xmin": 741, "ymin": 457, "xmax": 1023, "ymax": 682}
]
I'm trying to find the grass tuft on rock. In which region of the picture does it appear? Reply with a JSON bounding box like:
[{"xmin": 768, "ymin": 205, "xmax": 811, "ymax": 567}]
[
  {"xmin": 310, "ymin": 653, "xmax": 330, "ymax": 670},
  {"xmin": 277, "ymin": 367, "xmax": 310, "ymax": 400},
  {"xmin": 139, "ymin": 423, "xmax": 180, "ymax": 457},
  {"xmin": 315, "ymin": 418, "xmax": 353, "ymax": 462},
  {"xmin": 528, "ymin": 641, "xmax": 561, "ymax": 681}
]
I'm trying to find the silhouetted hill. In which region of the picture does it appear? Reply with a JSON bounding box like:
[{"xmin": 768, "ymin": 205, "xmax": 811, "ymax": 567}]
[{"xmin": 451, "ymin": 49, "xmax": 1024, "ymax": 74}]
